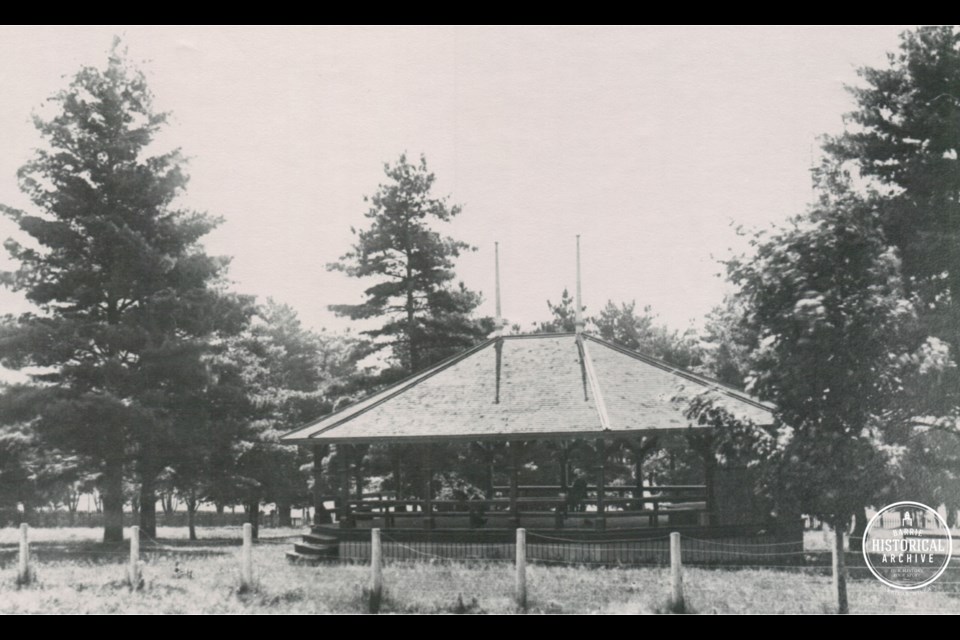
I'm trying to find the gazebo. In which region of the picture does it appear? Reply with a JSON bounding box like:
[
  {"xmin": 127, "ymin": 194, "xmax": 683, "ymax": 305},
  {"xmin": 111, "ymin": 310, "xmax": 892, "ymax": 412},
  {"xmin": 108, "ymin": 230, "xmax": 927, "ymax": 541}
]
[
  {"xmin": 281, "ymin": 243, "xmax": 801, "ymax": 563},
  {"xmin": 281, "ymin": 329, "xmax": 802, "ymax": 564}
]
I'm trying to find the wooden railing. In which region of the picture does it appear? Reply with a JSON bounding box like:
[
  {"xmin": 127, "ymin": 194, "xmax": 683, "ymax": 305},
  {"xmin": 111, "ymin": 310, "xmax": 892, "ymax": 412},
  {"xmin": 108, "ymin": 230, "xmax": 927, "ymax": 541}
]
[{"xmin": 335, "ymin": 485, "xmax": 708, "ymax": 530}]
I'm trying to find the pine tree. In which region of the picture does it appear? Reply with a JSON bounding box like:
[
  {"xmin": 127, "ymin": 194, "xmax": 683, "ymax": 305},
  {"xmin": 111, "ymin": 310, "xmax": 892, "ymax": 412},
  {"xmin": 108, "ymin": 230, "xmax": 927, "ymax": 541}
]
[
  {"xmin": 0, "ymin": 40, "xmax": 251, "ymax": 542},
  {"xmin": 533, "ymin": 288, "xmax": 582, "ymax": 333},
  {"xmin": 328, "ymin": 153, "xmax": 489, "ymax": 375}
]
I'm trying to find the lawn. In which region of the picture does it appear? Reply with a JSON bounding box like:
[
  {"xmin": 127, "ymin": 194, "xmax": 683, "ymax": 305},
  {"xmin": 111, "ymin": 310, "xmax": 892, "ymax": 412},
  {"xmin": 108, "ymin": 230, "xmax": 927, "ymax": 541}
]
[{"xmin": 0, "ymin": 527, "xmax": 957, "ymax": 614}]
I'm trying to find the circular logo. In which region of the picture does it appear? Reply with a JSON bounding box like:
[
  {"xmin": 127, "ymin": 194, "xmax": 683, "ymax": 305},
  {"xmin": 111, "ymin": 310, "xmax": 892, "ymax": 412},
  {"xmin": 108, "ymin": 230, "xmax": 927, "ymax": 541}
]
[{"xmin": 862, "ymin": 501, "xmax": 953, "ymax": 590}]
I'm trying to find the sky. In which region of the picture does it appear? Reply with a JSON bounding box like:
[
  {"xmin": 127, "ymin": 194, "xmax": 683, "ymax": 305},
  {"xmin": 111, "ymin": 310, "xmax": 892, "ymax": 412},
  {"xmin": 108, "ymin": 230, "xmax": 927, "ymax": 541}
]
[{"xmin": 0, "ymin": 26, "xmax": 913, "ymax": 355}]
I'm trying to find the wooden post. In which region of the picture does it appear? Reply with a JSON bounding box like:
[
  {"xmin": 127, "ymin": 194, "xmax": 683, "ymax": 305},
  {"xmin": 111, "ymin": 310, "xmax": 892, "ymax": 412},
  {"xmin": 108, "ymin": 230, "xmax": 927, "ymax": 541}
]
[
  {"xmin": 241, "ymin": 522, "xmax": 253, "ymax": 591},
  {"xmin": 515, "ymin": 528, "xmax": 527, "ymax": 611},
  {"xmin": 129, "ymin": 525, "xmax": 140, "ymax": 589},
  {"xmin": 703, "ymin": 438, "xmax": 716, "ymax": 526},
  {"xmin": 17, "ymin": 523, "xmax": 29, "ymax": 585},
  {"xmin": 370, "ymin": 528, "xmax": 383, "ymax": 613},
  {"xmin": 832, "ymin": 523, "xmax": 849, "ymax": 614},
  {"xmin": 670, "ymin": 531, "xmax": 684, "ymax": 612},
  {"xmin": 423, "ymin": 444, "xmax": 434, "ymax": 530},
  {"xmin": 595, "ymin": 438, "xmax": 606, "ymax": 531},
  {"xmin": 339, "ymin": 444, "xmax": 353, "ymax": 528},
  {"xmin": 312, "ymin": 444, "xmax": 328, "ymax": 525},
  {"xmin": 509, "ymin": 442, "xmax": 520, "ymax": 527}
]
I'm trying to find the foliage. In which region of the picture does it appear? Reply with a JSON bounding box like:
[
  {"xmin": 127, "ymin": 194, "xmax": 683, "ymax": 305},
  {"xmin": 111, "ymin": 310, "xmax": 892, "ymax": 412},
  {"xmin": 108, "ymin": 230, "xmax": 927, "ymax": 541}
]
[
  {"xmin": 722, "ymin": 191, "xmax": 931, "ymax": 523},
  {"xmin": 327, "ymin": 153, "xmax": 490, "ymax": 375},
  {"xmin": 822, "ymin": 25, "xmax": 960, "ymax": 431},
  {"xmin": 592, "ymin": 300, "xmax": 702, "ymax": 369},
  {"xmin": 698, "ymin": 295, "xmax": 757, "ymax": 387},
  {"xmin": 0, "ymin": 40, "xmax": 253, "ymax": 541},
  {"xmin": 533, "ymin": 288, "xmax": 583, "ymax": 333}
]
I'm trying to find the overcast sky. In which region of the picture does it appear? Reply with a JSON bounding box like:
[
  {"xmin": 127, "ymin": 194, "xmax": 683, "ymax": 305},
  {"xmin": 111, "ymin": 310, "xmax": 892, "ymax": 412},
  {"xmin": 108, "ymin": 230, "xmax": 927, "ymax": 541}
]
[{"xmin": 0, "ymin": 26, "xmax": 912, "ymax": 351}]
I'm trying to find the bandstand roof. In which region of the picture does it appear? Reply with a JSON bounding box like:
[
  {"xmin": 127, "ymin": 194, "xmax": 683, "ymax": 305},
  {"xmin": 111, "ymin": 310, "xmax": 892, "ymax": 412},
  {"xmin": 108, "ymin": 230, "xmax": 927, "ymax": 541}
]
[{"xmin": 280, "ymin": 332, "xmax": 774, "ymax": 445}]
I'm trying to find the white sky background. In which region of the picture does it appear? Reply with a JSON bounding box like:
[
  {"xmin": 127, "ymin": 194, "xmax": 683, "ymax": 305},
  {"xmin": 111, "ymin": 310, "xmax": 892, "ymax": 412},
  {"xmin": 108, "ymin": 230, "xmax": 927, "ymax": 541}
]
[{"xmin": 0, "ymin": 26, "xmax": 911, "ymax": 360}]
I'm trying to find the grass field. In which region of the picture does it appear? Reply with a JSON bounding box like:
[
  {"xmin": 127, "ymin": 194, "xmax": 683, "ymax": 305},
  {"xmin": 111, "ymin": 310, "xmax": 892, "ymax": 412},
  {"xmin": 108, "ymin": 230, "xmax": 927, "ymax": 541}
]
[{"xmin": 0, "ymin": 527, "xmax": 958, "ymax": 614}]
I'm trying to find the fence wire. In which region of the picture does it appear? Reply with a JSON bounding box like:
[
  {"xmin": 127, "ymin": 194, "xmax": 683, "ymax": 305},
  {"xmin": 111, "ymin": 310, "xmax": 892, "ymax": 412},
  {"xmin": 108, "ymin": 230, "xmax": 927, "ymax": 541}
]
[{"xmin": 4, "ymin": 526, "xmax": 959, "ymax": 614}]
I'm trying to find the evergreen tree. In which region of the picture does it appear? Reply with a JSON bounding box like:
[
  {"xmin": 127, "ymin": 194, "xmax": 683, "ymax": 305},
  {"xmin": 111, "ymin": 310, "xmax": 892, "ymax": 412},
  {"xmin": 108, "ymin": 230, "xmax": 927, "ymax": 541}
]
[
  {"xmin": 533, "ymin": 288, "xmax": 582, "ymax": 333},
  {"xmin": 328, "ymin": 153, "xmax": 489, "ymax": 376},
  {"xmin": 0, "ymin": 41, "xmax": 251, "ymax": 542}
]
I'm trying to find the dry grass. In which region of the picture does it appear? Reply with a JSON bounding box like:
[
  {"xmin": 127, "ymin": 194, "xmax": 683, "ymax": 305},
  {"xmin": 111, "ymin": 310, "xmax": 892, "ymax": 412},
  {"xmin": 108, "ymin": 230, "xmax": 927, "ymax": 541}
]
[{"xmin": 0, "ymin": 527, "xmax": 957, "ymax": 614}]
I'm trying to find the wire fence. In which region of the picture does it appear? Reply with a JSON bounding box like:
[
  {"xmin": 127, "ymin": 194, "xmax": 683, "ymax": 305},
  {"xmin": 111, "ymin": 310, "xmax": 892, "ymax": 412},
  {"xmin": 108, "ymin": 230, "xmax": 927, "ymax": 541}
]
[{"xmin": 3, "ymin": 524, "xmax": 959, "ymax": 614}]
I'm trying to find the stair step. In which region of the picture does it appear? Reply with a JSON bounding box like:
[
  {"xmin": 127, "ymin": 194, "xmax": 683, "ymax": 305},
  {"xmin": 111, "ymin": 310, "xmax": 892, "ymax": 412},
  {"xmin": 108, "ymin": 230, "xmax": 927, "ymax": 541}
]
[
  {"xmin": 294, "ymin": 541, "xmax": 338, "ymax": 557},
  {"xmin": 285, "ymin": 551, "xmax": 330, "ymax": 565},
  {"xmin": 311, "ymin": 525, "xmax": 340, "ymax": 536},
  {"xmin": 303, "ymin": 533, "xmax": 339, "ymax": 545}
]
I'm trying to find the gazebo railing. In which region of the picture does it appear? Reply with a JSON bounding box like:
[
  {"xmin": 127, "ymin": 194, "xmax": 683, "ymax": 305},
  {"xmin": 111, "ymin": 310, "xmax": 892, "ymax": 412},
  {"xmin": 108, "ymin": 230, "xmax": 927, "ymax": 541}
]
[{"xmin": 337, "ymin": 485, "xmax": 707, "ymax": 529}]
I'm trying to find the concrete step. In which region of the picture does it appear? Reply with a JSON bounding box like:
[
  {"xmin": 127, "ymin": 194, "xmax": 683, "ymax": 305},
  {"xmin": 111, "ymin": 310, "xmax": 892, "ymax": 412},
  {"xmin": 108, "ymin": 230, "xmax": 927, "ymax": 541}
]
[{"xmin": 303, "ymin": 533, "xmax": 339, "ymax": 546}]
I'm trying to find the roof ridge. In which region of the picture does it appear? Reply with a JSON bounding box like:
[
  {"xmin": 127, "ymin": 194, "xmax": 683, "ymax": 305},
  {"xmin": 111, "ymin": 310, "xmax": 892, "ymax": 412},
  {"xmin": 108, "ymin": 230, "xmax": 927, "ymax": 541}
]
[
  {"xmin": 582, "ymin": 333, "xmax": 774, "ymax": 413},
  {"xmin": 579, "ymin": 336, "xmax": 612, "ymax": 431}
]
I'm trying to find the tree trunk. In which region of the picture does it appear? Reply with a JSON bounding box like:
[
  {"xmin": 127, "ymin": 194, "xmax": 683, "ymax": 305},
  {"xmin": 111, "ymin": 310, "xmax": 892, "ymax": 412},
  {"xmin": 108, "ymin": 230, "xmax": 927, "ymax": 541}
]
[
  {"xmin": 68, "ymin": 489, "xmax": 79, "ymax": 526},
  {"xmin": 277, "ymin": 501, "xmax": 292, "ymax": 527},
  {"xmin": 162, "ymin": 492, "xmax": 174, "ymax": 516},
  {"xmin": 832, "ymin": 518, "xmax": 849, "ymax": 614},
  {"xmin": 246, "ymin": 501, "xmax": 260, "ymax": 540},
  {"xmin": 138, "ymin": 475, "xmax": 158, "ymax": 539},
  {"xmin": 215, "ymin": 501, "xmax": 225, "ymax": 516},
  {"xmin": 849, "ymin": 507, "xmax": 869, "ymax": 552},
  {"xmin": 101, "ymin": 458, "xmax": 125, "ymax": 544},
  {"xmin": 404, "ymin": 256, "xmax": 421, "ymax": 373},
  {"xmin": 187, "ymin": 492, "xmax": 198, "ymax": 541}
]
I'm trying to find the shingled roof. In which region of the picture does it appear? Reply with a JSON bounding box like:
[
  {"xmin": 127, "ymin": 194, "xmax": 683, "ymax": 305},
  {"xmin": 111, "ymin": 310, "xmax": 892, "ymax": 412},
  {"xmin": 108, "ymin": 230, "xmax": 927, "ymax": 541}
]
[{"xmin": 281, "ymin": 333, "xmax": 774, "ymax": 444}]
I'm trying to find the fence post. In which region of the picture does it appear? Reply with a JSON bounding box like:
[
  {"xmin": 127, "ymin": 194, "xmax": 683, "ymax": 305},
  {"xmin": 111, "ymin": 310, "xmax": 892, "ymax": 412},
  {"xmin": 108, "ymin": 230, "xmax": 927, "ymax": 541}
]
[
  {"xmin": 670, "ymin": 531, "xmax": 684, "ymax": 612},
  {"xmin": 129, "ymin": 525, "xmax": 140, "ymax": 589},
  {"xmin": 515, "ymin": 527, "xmax": 527, "ymax": 611},
  {"xmin": 370, "ymin": 528, "xmax": 382, "ymax": 613},
  {"xmin": 17, "ymin": 523, "xmax": 30, "ymax": 585},
  {"xmin": 832, "ymin": 526, "xmax": 849, "ymax": 614},
  {"xmin": 241, "ymin": 522, "xmax": 254, "ymax": 591}
]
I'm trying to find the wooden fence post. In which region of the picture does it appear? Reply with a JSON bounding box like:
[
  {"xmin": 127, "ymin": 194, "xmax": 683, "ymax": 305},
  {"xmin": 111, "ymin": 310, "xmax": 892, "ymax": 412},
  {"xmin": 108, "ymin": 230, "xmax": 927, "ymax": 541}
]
[
  {"xmin": 17, "ymin": 523, "xmax": 30, "ymax": 585},
  {"xmin": 129, "ymin": 525, "xmax": 140, "ymax": 589},
  {"xmin": 370, "ymin": 528, "xmax": 383, "ymax": 613},
  {"xmin": 241, "ymin": 522, "xmax": 254, "ymax": 591},
  {"xmin": 670, "ymin": 531, "xmax": 684, "ymax": 612},
  {"xmin": 832, "ymin": 525, "xmax": 849, "ymax": 614},
  {"xmin": 515, "ymin": 527, "xmax": 527, "ymax": 611}
]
